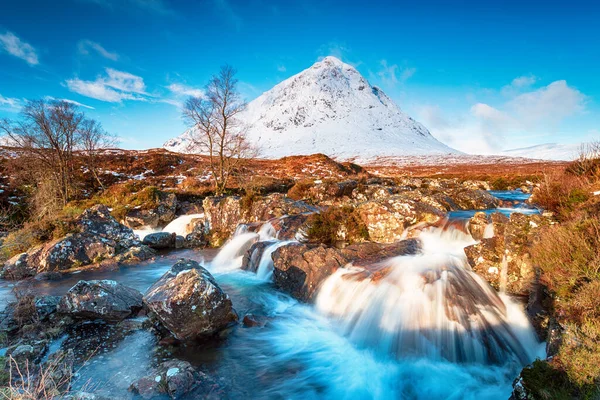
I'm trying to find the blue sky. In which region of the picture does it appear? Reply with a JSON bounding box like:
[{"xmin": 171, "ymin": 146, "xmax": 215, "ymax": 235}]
[{"xmin": 0, "ymin": 0, "xmax": 598, "ymax": 153}]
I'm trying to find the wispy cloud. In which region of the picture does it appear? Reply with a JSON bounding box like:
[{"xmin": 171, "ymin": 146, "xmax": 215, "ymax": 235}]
[
  {"xmin": 44, "ymin": 96, "xmax": 95, "ymax": 109},
  {"xmin": 375, "ymin": 60, "xmax": 415, "ymax": 86},
  {"xmin": 0, "ymin": 94, "xmax": 21, "ymax": 112},
  {"xmin": 418, "ymin": 78, "xmax": 587, "ymax": 154},
  {"xmin": 277, "ymin": 64, "xmax": 287, "ymax": 72},
  {"xmin": 0, "ymin": 31, "xmax": 39, "ymax": 65},
  {"xmin": 78, "ymin": 39, "xmax": 119, "ymax": 61},
  {"xmin": 65, "ymin": 68, "xmax": 149, "ymax": 102},
  {"xmin": 167, "ymin": 83, "xmax": 204, "ymax": 98}
]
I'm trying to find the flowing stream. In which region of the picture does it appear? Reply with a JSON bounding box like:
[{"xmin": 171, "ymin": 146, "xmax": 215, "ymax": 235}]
[{"xmin": 0, "ymin": 190, "xmax": 545, "ymax": 399}]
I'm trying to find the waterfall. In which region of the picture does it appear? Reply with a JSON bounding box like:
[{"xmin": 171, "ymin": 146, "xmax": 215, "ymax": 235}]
[
  {"xmin": 315, "ymin": 222, "xmax": 542, "ymax": 366},
  {"xmin": 255, "ymin": 240, "xmax": 294, "ymax": 281},
  {"xmin": 162, "ymin": 213, "xmax": 204, "ymax": 236},
  {"xmin": 210, "ymin": 232, "xmax": 259, "ymax": 272}
]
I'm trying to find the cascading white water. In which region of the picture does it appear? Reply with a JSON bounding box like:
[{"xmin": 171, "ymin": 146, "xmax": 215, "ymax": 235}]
[
  {"xmin": 210, "ymin": 232, "xmax": 259, "ymax": 272},
  {"xmin": 162, "ymin": 213, "xmax": 204, "ymax": 236},
  {"xmin": 133, "ymin": 213, "xmax": 204, "ymax": 240},
  {"xmin": 315, "ymin": 221, "xmax": 543, "ymax": 366},
  {"xmin": 255, "ymin": 240, "xmax": 294, "ymax": 280}
]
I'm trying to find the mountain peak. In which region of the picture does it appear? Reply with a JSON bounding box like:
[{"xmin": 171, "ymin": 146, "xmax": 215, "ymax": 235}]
[{"xmin": 164, "ymin": 58, "xmax": 458, "ymax": 162}]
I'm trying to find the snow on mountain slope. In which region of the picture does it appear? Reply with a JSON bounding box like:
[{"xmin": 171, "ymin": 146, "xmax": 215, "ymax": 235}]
[
  {"xmin": 500, "ymin": 143, "xmax": 583, "ymax": 161},
  {"xmin": 164, "ymin": 56, "xmax": 458, "ymax": 162}
]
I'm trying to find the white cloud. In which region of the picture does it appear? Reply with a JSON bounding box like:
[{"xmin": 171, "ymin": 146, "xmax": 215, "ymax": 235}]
[
  {"xmin": 375, "ymin": 60, "xmax": 415, "ymax": 86},
  {"xmin": 507, "ymin": 80, "xmax": 586, "ymax": 127},
  {"xmin": 44, "ymin": 96, "xmax": 95, "ymax": 110},
  {"xmin": 419, "ymin": 79, "xmax": 587, "ymax": 154},
  {"xmin": 167, "ymin": 83, "xmax": 204, "ymax": 98},
  {"xmin": 65, "ymin": 68, "xmax": 148, "ymax": 102},
  {"xmin": 277, "ymin": 64, "xmax": 287, "ymax": 72},
  {"xmin": 0, "ymin": 94, "xmax": 21, "ymax": 111},
  {"xmin": 511, "ymin": 75, "xmax": 537, "ymax": 88},
  {"xmin": 78, "ymin": 40, "xmax": 119, "ymax": 61},
  {"xmin": 0, "ymin": 31, "xmax": 39, "ymax": 65}
]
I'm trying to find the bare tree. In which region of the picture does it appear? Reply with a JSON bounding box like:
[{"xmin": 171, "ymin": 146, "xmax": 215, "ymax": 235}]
[
  {"xmin": 182, "ymin": 65, "xmax": 255, "ymax": 196},
  {"xmin": 79, "ymin": 118, "xmax": 117, "ymax": 190},
  {"xmin": 0, "ymin": 99, "xmax": 114, "ymax": 217}
]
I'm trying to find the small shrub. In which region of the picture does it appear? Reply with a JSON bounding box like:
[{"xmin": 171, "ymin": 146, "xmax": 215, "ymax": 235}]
[
  {"xmin": 558, "ymin": 320, "xmax": 600, "ymax": 387},
  {"xmin": 12, "ymin": 291, "xmax": 38, "ymax": 328},
  {"xmin": 305, "ymin": 206, "xmax": 369, "ymax": 246},
  {"xmin": 287, "ymin": 180, "xmax": 314, "ymax": 201},
  {"xmin": 531, "ymin": 215, "xmax": 600, "ymax": 300}
]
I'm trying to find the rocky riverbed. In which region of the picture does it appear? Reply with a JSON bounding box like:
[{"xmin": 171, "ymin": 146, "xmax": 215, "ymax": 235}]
[{"xmin": 0, "ymin": 182, "xmax": 554, "ymax": 399}]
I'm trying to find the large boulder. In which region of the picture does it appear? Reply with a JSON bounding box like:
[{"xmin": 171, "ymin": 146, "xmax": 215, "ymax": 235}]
[
  {"xmin": 144, "ymin": 259, "xmax": 238, "ymax": 340},
  {"xmin": 58, "ymin": 280, "xmax": 143, "ymax": 322},
  {"xmin": 265, "ymin": 213, "xmax": 311, "ymax": 240},
  {"xmin": 355, "ymin": 196, "xmax": 444, "ymax": 243},
  {"xmin": 1, "ymin": 205, "xmax": 153, "ymax": 279},
  {"xmin": 129, "ymin": 359, "xmax": 222, "ymax": 400},
  {"xmin": 272, "ymin": 240, "xmax": 419, "ymax": 302}
]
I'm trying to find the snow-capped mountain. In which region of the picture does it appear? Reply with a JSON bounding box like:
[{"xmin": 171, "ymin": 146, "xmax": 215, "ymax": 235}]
[
  {"xmin": 500, "ymin": 143, "xmax": 584, "ymax": 161},
  {"xmin": 164, "ymin": 56, "xmax": 458, "ymax": 162}
]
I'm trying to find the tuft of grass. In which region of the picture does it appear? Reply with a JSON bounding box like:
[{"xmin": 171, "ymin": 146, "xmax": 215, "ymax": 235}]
[{"xmin": 287, "ymin": 179, "xmax": 314, "ymax": 201}]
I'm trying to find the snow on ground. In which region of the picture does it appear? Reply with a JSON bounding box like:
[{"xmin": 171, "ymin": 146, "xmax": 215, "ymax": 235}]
[{"xmin": 499, "ymin": 143, "xmax": 584, "ymax": 161}]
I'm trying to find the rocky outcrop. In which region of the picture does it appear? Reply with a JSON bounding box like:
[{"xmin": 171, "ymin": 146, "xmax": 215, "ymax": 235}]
[
  {"xmin": 123, "ymin": 192, "xmax": 177, "ymax": 229},
  {"xmin": 202, "ymin": 194, "xmax": 316, "ymax": 246},
  {"xmin": 129, "ymin": 359, "xmax": 222, "ymax": 399},
  {"xmin": 355, "ymin": 196, "xmax": 444, "ymax": 243},
  {"xmin": 1, "ymin": 205, "xmax": 155, "ymax": 280},
  {"xmin": 271, "ymin": 240, "xmax": 419, "ymax": 302},
  {"xmin": 306, "ymin": 180, "xmax": 358, "ymax": 203},
  {"xmin": 464, "ymin": 212, "xmax": 548, "ymax": 295},
  {"xmin": 144, "ymin": 259, "xmax": 238, "ymax": 340},
  {"xmin": 58, "ymin": 280, "xmax": 143, "ymax": 322}
]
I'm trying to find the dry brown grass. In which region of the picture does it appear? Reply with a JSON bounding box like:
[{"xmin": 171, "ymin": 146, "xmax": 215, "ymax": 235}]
[{"xmin": 1, "ymin": 352, "xmax": 74, "ymax": 400}]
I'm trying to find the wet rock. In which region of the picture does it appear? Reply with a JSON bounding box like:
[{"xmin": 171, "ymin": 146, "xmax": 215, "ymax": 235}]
[
  {"xmin": 144, "ymin": 259, "xmax": 238, "ymax": 340},
  {"xmin": 58, "ymin": 280, "xmax": 143, "ymax": 322},
  {"xmin": 35, "ymin": 295, "xmax": 61, "ymax": 321},
  {"xmin": 355, "ymin": 196, "xmax": 444, "ymax": 243},
  {"xmin": 241, "ymin": 240, "xmax": 278, "ymax": 273},
  {"xmin": 272, "ymin": 240, "xmax": 419, "ymax": 301},
  {"xmin": 266, "ymin": 213, "xmax": 311, "ymax": 240},
  {"xmin": 1, "ymin": 205, "xmax": 146, "ymax": 279},
  {"xmin": 468, "ymin": 212, "xmax": 492, "ymax": 241},
  {"xmin": 242, "ymin": 314, "xmax": 268, "ymax": 328},
  {"xmin": 129, "ymin": 359, "xmax": 222, "ymax": 400},
  {"xmin": 272, "ymin": 243, "xmax": 348, "ymax": 302},
  {"xmin": 113, "ymin": 244, "xmax": 156, "ymax": 264},
  {"xmin": 143, "ymin": 232, "xmax": 176, "ymax": 249}
]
